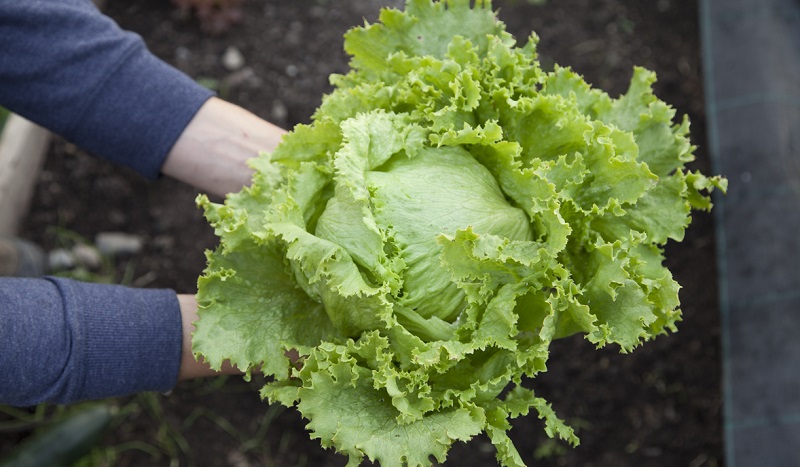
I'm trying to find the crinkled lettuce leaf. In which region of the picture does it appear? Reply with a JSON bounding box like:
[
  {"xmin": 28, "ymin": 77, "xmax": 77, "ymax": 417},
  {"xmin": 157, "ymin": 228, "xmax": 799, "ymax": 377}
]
[{"xmin": 193, "ymin": 1, "xmax": 726, "ymax": 465}]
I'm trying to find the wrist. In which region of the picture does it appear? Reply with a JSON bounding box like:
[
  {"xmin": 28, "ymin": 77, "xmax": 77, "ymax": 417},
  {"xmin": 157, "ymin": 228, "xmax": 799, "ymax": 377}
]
[{"xmin": 162, "ymin": 97, "xmax": 286, "ymax": 197}]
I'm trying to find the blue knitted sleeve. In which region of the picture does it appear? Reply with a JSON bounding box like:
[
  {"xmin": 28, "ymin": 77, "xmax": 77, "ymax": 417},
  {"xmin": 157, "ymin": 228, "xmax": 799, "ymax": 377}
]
[
  {"xmin": 0, "ymin": 278, "xmax": 183, "ymax": 406},
  {"xmin": 0, "ymin": 0, "xmax": 214, "ymax": 179}
]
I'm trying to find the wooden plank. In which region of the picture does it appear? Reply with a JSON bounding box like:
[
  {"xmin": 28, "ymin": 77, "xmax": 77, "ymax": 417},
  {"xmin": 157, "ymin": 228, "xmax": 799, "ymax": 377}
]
[{"xmin": 0, "ymin": 114, "xmax": 51, "ymax": 237}]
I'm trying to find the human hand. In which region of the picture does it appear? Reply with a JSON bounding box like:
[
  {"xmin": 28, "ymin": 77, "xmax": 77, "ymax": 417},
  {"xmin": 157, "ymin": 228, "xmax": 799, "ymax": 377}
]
[
  {"xmin": 175, "ymin": 294, "xmax": 302, "ymax": 381},
  {"xmin": 176, "ymin": 294, "xmax": 243, "ymax": 380}
]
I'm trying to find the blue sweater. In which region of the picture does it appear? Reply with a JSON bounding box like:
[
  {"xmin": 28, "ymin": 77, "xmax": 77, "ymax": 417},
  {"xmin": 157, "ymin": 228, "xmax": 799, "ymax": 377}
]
[{"xmin": 0, "ymin": 0, "xmax": 214, "ymax": 405}]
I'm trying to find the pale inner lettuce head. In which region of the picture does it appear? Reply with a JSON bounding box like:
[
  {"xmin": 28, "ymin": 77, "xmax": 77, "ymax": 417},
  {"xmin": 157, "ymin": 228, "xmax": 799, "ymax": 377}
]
[
  {"xmin": 317, "ymin": 134, "xmax": 533, "ymax": 333},
  {"xmin": 192, "ymin": 1, "xmax": 726, "ymax": 466}
]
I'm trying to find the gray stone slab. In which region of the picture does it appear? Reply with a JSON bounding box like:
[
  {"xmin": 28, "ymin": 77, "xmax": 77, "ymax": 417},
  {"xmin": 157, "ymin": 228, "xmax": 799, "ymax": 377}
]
[
  {"xmin": 729, "ymin": 419, "xmax": 800, "ymax": 467},
  {"xmin": 712, "ymin": 9, "xmax": 800, "ymax": 107},
  {"xmin": 706, "ymin": 1, "xmax": 800, "ymax": 105},
  {"xmin": 713, "ymin": 101, "xmax": 800, "ymax": 190},
  {"xmin": 727, "ymin": 297, "xmax": 800, "ymax": 423},
  {"xmin": 708, "ymin": 0, "xmax": 800, "ymax": 16},
  {"xmin": 719, "ymin": 184, "xmax": 800, "ymax": 306},
  {"xmin": 702, "ymin": 0, "xmax": 800, "ymax": 465}
]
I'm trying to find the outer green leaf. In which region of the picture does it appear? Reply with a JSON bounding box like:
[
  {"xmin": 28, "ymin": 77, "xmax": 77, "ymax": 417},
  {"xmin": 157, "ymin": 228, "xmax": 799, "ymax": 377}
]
[
  {"xmin": 344, "ymin": 0, "xmax": 501, "ymax": 77},
  {"xmin": 297, "ymin": 348, "xmax": 486, "ymax": 467},
  {"xmin": 194, "ymin": 240, "xmax": 343, "ymax": 378}
]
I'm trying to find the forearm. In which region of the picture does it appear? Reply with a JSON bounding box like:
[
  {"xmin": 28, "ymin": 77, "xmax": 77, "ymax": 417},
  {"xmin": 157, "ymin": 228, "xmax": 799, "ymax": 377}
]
[{"xmin": 162, "ymin": 97, "xmax": 287, "ymax": 198}]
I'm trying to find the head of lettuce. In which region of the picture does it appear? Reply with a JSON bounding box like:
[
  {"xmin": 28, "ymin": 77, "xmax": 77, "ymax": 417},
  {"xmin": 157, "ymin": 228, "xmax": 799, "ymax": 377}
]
[{"xmin": 192, "ymin": 1, "xmax": 726, "ymax": 465}]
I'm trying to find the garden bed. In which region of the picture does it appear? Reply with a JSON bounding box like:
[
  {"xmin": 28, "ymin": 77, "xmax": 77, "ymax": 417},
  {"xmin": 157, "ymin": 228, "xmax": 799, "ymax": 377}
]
[{"xmin": 11, "ymin": 0, "xmax": 722, "ymax": 465}]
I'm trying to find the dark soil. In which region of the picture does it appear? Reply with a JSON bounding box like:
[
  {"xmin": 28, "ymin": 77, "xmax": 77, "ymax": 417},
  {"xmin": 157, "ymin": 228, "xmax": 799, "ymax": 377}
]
[{"xmin": 10, "ymin": 0, "xmax": 722, "ymax": 465}]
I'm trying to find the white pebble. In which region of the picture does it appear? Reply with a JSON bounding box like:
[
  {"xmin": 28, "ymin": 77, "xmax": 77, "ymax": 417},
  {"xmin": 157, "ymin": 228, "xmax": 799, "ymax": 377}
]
[
  {"xmin": 222, "ymin": 46, "xmax": 245, "ymax": 71},
  {"xmin": 271, "ymin": 100, "xmax": 288, "ymax": 121},
  {"xmin": 72, "ymin": 243, "xmax": 102, "ymax": 269},
  {"xmin": 48, "ymin": 249, "xmax": 75, "ymax": 271}
]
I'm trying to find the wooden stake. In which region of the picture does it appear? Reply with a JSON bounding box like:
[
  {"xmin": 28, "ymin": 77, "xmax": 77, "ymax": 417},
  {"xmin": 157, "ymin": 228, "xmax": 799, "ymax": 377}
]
[{"xmin": 0, "ymin": 114, "xmax": 51, "ymax": 237}]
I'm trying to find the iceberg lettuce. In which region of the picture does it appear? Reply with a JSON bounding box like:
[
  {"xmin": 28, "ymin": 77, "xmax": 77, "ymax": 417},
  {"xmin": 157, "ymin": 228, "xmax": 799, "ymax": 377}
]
[{"xmin": 193, "ymin": 1, "xmax": 726, "ymax": 465}]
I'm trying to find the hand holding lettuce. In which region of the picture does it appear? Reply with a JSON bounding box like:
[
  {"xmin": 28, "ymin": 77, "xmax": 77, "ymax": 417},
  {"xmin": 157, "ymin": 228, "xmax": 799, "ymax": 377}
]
[{"xmin": 193, "ymin": 1, "xmax": 726, "ymax": 465}]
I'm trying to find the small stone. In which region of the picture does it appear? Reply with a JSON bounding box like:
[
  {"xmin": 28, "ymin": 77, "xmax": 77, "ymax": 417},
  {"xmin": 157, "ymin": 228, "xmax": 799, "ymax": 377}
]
[
  {"xmin": 153, "ymin": 235, "xmax": 175, "ymax": 252},
  {"xmin": 285, "ymin": 64, "xmax": 299, "ymax": 77},
  {"xmin": 227, "ymin": 450, "xmax": 250, "ymax": 467},
  {"xmin": 175, "ymin": 46, "xmax": 192, "ymax": 67},
  {"xmin": 271, "ymin": 99, "xmax": 288, "ymax": 122},
  {"xmin": 95, "ymin": 232, "xmax": 143, "ymax": 257},
  {"xmin": 48, "ymin": 248, "xmax": 75, "ymax": 271},
  {"xmin": 222, "ymin": 46, "xmax": 245, "ymax": 71},
  {"xmin": 72, "ymin": 243, "xmax": 102, "ymax": 269},
  {"xmin": 107, "ymin": 209, "xmax": 127, "ymax": 226},
  {"xmin": 285, "ymin": 21, "xmax": 304, "ymax": 45},
  {"xmin": 223, "ymin": 67, "xmax": 261, "ymax": 89},
  {"xmin": 310, "ymin": 6, "xmax": 325, "ymax": 18}
]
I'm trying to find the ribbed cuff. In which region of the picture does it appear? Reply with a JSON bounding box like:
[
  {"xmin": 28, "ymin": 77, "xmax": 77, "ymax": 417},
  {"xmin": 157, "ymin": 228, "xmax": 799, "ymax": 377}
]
[{"xmin": 49, "ymin": 277, "xmax": 183, "ymax": 402}]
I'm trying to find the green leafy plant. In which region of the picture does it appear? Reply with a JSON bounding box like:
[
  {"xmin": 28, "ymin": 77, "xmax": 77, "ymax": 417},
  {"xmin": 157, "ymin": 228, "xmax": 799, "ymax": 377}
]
[{"xmin": 193, "ymin": 1, "xmax": 726, "ymax": 465}]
